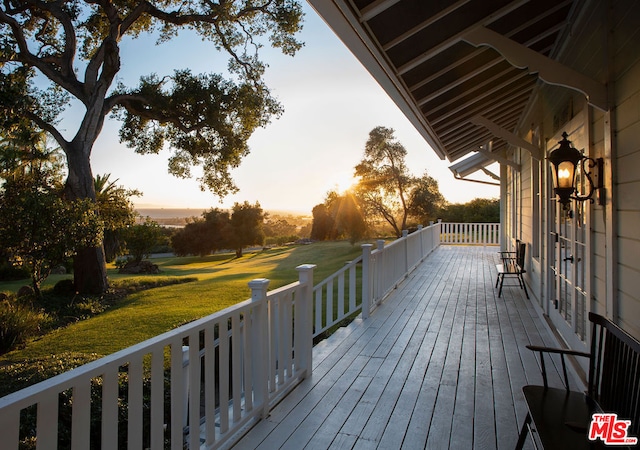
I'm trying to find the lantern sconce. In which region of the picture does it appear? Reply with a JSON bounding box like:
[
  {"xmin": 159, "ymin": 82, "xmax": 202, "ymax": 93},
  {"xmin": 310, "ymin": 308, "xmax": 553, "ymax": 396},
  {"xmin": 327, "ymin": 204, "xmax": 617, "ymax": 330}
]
[{"xmin": 548, "ymin": 132, "xmax": 604, "ymax": 208}]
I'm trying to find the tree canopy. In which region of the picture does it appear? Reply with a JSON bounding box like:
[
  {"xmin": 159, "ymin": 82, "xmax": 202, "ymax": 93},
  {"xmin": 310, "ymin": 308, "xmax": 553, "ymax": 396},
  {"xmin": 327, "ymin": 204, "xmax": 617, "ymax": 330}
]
[
  {"xmin": 353, "ymin": 126, "xmax": 445, "ymax": 236},
  {"xmin": 0, "ymin": 0, "xmax": 304, "ymax": 293},
  {"xmin": 0, "ymin": 136, "xmax": 103, "ymax": 296},
  {"xmin": 171, "ymin": 202, "xmax": 264, "ymax": 258},
  {"xmin": 354, "ymin": 126, "xmax": 412, "ymax": 237}
]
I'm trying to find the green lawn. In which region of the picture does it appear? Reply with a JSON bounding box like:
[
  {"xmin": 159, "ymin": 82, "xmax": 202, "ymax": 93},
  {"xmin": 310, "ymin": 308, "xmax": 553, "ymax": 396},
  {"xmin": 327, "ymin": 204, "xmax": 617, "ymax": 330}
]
[{"xmin": 1, "ymin": 241, "xmax": 364, "ymax": 362}]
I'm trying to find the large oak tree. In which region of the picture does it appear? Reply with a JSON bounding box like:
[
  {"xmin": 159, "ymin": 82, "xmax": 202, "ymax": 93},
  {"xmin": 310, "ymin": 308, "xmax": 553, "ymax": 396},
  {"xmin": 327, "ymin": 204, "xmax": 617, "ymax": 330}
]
[
  {"xmin": 354, "ymin": 126, "xmax": 413, "ymax": 237},
  {"xmin": 0, "ymin": 0, "xmax": 303, "ymax": 293}
]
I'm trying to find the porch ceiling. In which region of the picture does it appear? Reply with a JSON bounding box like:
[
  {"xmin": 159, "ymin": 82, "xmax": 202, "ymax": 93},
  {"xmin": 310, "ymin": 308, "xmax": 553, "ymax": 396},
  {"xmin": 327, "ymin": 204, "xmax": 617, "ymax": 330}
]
[{"xmin": 308, "ymin": 0, "xmax": 587, "ymax": 164}]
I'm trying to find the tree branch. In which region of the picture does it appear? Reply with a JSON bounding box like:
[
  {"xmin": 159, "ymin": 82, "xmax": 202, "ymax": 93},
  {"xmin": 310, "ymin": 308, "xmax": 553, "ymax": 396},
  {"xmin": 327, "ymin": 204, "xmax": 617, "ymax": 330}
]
[
  {"xmin": 0, "ymin": 0, "xmax": 84, "ymax": 99},
  {"xmin": 24, "ymin": 110, "xmax": 70, "ymax": 154}
]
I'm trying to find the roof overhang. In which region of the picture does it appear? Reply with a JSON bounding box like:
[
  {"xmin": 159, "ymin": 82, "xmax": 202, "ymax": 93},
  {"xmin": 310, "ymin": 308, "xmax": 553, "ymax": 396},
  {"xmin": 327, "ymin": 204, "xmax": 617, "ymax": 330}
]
[
  {"xmin": 448, "ymin": 152, "xmax": 500, "ymax": 186},
  {"xmin": 308, "ymin": 0, "xmax": 608, "ymax": 164}
]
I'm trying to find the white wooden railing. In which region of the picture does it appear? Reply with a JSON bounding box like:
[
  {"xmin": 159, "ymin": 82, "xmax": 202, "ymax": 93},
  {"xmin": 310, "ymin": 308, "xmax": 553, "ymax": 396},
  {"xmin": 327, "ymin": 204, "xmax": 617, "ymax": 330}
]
[
  {"xmin": 311, "ymin": 222, "xmax": 441, "ymax": 335},
  {"xmin": 440, "ymin": 222, "xmax": 500, "ymax": 245},
  {"xmin": 0, "ymin": 265, "xmax": 316, "ymax": 450},
  {"xmin": 0, "ymin": 222, "xmax": 496, "ymax": 449}
]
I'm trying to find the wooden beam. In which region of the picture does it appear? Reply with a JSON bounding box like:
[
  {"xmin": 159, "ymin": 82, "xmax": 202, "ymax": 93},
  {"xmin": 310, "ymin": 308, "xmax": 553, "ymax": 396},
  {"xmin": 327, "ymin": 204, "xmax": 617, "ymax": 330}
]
[
  {"xmin": 477, "ymin": 145, "xmax": 520, "ymax": 171},
  {"xmin": 382, "ymin": 0, "xmax": 472, "ymax": 50},
  {"xmin": 360, "ymin": 0, "xmax": 402, "ymax": 22},
  {"xmin": 470, "ymin": 115, "xmax": 542, "ymax": 160},
  {"xmin": 397, "ymin": 0, "xmax": 529, "ymax": 74},
  {"xmin": 463, "ymin": 26, "xmax": 608, "ymax": 111}
]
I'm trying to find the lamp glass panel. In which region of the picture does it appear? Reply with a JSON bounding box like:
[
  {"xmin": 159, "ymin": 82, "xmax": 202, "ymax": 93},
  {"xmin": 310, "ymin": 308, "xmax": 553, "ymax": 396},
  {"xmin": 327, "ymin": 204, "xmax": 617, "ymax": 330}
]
[{"xmin": 556, "ymin": 161, "xmax": 575, "ymax": 189}]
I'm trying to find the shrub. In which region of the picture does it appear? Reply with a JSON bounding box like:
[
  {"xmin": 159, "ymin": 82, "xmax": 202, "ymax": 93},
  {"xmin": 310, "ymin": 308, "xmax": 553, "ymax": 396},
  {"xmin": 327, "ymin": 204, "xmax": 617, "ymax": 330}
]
[
  {"xmin": 0, "ymin": 263, "xmax": 30, "ymax": 281},
  {"xmin": 52, "ymin": 279, "xmax": 75, "ymax": 296},
  {"xmin": 0, "ymin": 300, "xmax": 51, "ymax": 354}
]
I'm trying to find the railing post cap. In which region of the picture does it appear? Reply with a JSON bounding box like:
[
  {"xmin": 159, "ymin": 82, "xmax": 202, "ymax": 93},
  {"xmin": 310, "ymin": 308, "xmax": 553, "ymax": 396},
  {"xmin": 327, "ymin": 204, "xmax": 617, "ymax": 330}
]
[
  {"xmin": 361, "ymin": 243, "xmax": 373, "ymax": 249},
  {"xmin": 402, "ymin": 230, "xmax": 408, "ymax": 237},
  {"xmin": 296, "ymin": 264, "xmax": 317, "ymax": 272},
  {"xmin": 418, "ymin": 224, "xmax": 423, "ymax": 230},
  {"xmin": 248, "ymin": 278, "xmax": 270, "ymax": 289}
]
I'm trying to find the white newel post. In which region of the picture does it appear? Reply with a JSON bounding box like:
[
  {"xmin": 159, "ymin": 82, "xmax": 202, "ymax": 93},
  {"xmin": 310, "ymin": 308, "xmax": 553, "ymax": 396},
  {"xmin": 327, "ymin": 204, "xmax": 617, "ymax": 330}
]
[
  {"xmin": 417, "ymin": 225, "xmax": 424, "ymax": 259},
  {"xmin": 295, "ymin": 264, "xmax": 316, "ymax": 379},
  {"xmin": 361, "ymin": 244, "xmax": 373, "ymax": 320},
  {"xmin": 249, "ymin": 278, "xmax": 270, "ymax": 418}
]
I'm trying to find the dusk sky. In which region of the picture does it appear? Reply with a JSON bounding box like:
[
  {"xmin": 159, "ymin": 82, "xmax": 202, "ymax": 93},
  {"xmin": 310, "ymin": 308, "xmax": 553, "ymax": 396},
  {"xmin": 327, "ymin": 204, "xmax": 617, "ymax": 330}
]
[{"xmin": 72, "ymin": 2, "xmax": 499, "ymax": 214}]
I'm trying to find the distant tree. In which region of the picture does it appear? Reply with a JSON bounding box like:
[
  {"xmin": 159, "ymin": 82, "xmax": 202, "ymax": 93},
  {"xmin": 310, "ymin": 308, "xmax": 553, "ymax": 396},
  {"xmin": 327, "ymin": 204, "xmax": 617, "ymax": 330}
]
[
  {"xmin": 326, "ymin": 191, "xmax": 367, "ymax": 244},
  {"xmin": 264, "ymin": 218, "xmax": 297, "ymax": 238},
  {"xmin": 171, "ymin": 208, "xmax": 232, "ymax": 257},
  {"xmin": 0, "ymin": 0, "xmax": 303, "ymax": 294},
  {"xmin": 354, "ymin": 127, "xmax": 413, "ymax": 237},
  {"xmin": 229, "ymin": 202, "xmax": 265, "ymax": 257},
  {"xmin": 311, "ymin": 204, "xmax": 336, "ymax": 241},
  {"xmin": 439, "ymin": 203, "xmax": 466, "ymax": 223},
  {"xmin": 171, "ymin": 220, "xmax": 207, "ymax": 257},
  {"xmin": 95, "ymin": 174, "xmax": 141, "ymax": 262},
  {"xmin": 409, "ymin": 172, "xmax": 447, "ymax": 225},
  {"xmin": 461, "ymin": 198, "xmax": 500, "ymax": 223},
  {"xmin": 121, "ymin": 218, "xmax": 163, "ymax": 264},
  {"xmin": 439, "ymin": 198, "xmax": 500, "ymax": 223},
  {"xmin": 201, "ymin": 208, "xmax": 233, "ymax": 254}
]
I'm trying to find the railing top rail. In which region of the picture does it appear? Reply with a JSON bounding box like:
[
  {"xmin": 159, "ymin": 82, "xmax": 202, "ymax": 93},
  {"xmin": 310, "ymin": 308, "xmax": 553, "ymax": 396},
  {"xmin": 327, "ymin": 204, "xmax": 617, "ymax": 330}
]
[{"xmin": 372, "ymin": 222, "xmax": 440, "ymax": 254}]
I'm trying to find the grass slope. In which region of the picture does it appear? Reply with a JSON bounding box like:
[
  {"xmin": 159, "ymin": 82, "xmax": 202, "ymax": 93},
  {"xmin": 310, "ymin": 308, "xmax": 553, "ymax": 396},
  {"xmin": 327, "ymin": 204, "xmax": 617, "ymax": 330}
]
[{"xmin": 2, "ymin": 241, "xmax": 363, "ymax": 362}]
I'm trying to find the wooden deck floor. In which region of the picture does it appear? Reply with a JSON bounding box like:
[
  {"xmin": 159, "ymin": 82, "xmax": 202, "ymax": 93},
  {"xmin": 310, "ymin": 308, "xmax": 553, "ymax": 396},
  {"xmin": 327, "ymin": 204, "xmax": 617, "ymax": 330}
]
[{"xmin": 233, "ymin": 245, "xmax": 575, "ymax": 450}]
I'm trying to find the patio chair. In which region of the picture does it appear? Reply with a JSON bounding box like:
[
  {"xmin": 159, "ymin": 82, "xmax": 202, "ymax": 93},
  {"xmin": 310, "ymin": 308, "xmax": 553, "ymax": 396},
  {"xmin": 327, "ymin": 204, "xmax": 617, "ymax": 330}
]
[{"xmin": 495, "ymin": 239, "xmax": 529, "ymax": 299}]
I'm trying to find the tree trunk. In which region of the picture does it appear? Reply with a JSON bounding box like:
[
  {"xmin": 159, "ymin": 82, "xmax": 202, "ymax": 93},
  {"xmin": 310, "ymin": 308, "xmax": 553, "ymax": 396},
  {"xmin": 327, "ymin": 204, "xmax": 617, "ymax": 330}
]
[{"xmin": 65, "ymin": 144, "xmax": 109, "ymax": 295}]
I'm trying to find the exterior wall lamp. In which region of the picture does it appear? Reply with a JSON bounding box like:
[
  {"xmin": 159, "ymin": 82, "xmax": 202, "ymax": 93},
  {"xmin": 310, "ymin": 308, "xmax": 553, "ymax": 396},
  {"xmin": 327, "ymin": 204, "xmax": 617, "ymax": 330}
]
[{"xmin": 548, "ymin": 132, "xmax": 604, "ymax": 208}]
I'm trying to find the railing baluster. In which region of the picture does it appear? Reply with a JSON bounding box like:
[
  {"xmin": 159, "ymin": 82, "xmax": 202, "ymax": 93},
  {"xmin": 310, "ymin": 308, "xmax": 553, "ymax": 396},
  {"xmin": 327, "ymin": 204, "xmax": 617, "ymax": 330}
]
[
  {"xmin": 314, "ymin": 288, "xmax": 323, "ymax": 334},
  {"xmin": 241, "ymin": 311, "xmax": 253, "ymax": 413},
  {"xmin": 128, "ymin": 358, "xmax": 144, "ymax": 450},
  {"xmin": 170, "ymin": 339, "xmax": 185, "ymax": 450},
  {"xmin": 37, "ymin": 391, "xmax": 58, "ymax": 450},
  {"xmin": 349, "ymin": 264, "xmax": 356, "ymax": 312},
  {"xmin": 0, "ymin": 406, "xmax": 19, "ymax": 450},
  {"xmin": 231, "ymin": 313, "xmax": 242, "ymax": 423},
  {"xmin": 102, "ymin": 369, "xmax": 119, "ymax": 450},
  {"xmin": 188, "ymin": 332, "xmax": 201, "ymax": 449},
  {"xmin": 219, "ymin": 319, "xmax": 230, "ymax": 434},
  {"xmin": 203, "ymin": 326, "xmax": 216, "ymax": 446},
  {"xmin": 71, "ymin": 381, "xmax": 91, "ymax": 450},
  {"xmin": 326, "ymin": 279, "xmax": 333, "ymax": 325},
  {"xmin": 150, "ymin": 347, "xmax": 165, "ymax": 450},
  {"xmin": 338, "ymin": 272, "xmax": 345, "ymax": 317}
]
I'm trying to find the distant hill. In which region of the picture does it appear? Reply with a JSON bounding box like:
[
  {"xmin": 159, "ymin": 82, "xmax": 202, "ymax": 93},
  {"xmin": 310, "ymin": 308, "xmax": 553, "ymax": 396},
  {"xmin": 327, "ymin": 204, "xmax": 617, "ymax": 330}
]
[
  {"xmin": 136, "ymin": 208, "xmax": 312, "ymax": 228},
  {"xmin": 136, "ymin": 208, "xmax": 205, "ymax": 220}
]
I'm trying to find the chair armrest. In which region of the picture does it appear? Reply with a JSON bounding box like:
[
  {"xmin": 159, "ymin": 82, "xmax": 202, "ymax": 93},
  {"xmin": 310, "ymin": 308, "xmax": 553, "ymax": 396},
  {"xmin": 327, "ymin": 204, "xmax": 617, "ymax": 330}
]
[
  {"xmin": 525, "ymin": 345, "xmax": 591, "ymax": 391},
  {"xmin": 526, "ymin": 345, "xmax": 591, "ymax": 359}
]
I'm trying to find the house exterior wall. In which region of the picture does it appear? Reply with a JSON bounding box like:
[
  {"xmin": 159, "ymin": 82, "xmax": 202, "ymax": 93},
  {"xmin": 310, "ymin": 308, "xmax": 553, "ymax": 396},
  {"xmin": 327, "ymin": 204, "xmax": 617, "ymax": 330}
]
[
  {"xmin": 613, "ymin": 55, "xmax": 640, "ymax": 338},
  {"xmin": 503, "ymin": 0, "xmax": 640, "ymax": 341}
]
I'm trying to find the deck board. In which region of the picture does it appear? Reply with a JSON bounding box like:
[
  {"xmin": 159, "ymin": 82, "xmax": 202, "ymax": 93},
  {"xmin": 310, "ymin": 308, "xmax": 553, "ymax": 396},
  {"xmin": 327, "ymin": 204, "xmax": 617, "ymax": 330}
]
[{"xmin": 232, "ymin": 246, "xmax": 578, "ymax": 449}]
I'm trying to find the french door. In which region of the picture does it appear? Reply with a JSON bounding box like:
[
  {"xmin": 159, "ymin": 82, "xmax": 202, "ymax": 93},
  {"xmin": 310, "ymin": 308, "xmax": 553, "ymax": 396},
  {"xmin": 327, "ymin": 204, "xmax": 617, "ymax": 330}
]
[{"xmin": 546, "ymin": 122, "xmax": 590, "ymax": 351}]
